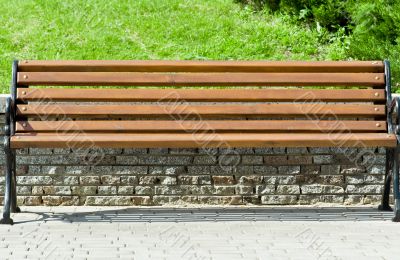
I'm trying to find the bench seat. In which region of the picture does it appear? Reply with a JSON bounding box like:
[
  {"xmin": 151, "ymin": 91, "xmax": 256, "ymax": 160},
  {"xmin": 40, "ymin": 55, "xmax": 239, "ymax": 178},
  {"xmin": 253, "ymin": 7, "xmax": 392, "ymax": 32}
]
[{"xmin": 10, "ymin": 133, "xmax": 397, "ymax": 148}]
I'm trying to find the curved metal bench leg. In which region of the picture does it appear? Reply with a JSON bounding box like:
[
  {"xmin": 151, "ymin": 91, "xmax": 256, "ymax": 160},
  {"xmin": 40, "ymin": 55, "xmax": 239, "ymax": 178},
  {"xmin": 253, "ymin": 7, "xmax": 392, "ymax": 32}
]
[
  {"xmin": 379, "ymin": 148, "xmax": 393, "ymax": 211},
  {"xmin": 392, "ymin": 146, "xmax": 400, "ymax": 222},
  {"xmin": 0, "ymin": 141, "xmax": 14, "ymax": 225},
  {"xmin": 11, "ymin": 150, "xmax": 20, "ymax": 213},
  {"xmin": 394, "ymin": 201, "xmax": 400, "ymax": 222}
]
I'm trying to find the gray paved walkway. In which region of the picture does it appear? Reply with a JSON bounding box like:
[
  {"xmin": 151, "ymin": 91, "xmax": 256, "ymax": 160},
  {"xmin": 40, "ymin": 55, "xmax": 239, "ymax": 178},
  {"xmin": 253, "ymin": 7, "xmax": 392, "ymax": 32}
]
[{"xmin": 0, "ymin": 206, "xmax": 399, "ymax": 259}]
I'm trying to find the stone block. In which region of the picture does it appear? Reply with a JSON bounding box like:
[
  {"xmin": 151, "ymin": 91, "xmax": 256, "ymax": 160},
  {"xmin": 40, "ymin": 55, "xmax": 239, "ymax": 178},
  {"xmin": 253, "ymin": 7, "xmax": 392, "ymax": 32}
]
[
  {"xmin": 17, "ymin": 176, "xmax": 52, "ymax": 185},
  {"xmin": 80, "ymin": 176, "xmax": 100, "ymax": 185},
  {"xmin": 135, "ymin": 186, "xmax": 153, "ymax": 195},
  {"xmin": 287, "ymin": 155, "xmax": 313, "ymax": 165},
  {"xmin": 161, "ymin": 176, "xmax": 177, "ymax": 185},
  {"xmin": 178, "ymin": 176, "xmax": 199, "ymax": 185},
  {"xmin": 241, "ymin": 155, "xmax": 263, "ymax": 165},
  {"xmin": 261, "ymin": 195, "xmax": 297, "ymax": 205},
  {"xmin": 254, "ymin": 166, "xmax": 277, "ymax": 174},
  {"xmin": 346, "ymin": 185, "xmax": 382, "ymax": 194},
  {"xmin": 97, "ymin": 186, "xmax": 117, "ymax": 195},
  {"xmin": 118, "ymin": 186, "xmax": 134, "ymax": 195},
  {"xmin": 139, "ymin": 176, "xmax": 160, "ymax": 185},
  {"xmin": 264, "ymin": 155, "xmax": 287, "ymax": 165},
  {"xmin": 100, "ymin": 175, "xmax": 120, "ymax": 185},
  {"xmin": 313, "ymin": 155, "xmax": 334, "ymax": 164},
  {"xmin": 276, "ymin": 185, "xmax": 300, "ymax": 194},
  {"xmin": 213, "ymin": 186, "xmax": 235, "ymax": 195},
  {"xmin": 238, "ymin": 175, "xmax": 262, "ymax": 185},
  {"xmin": 198, "ymin": 196, "xmax": 242, "ymax": 205},
  {"xmin": 212, "ymin": 176, "xmax": 236, "ymax": 185},
  {"xmin": 278, "ymin": 166, "xmax": 300, "ymax": 175},
  {"xmin": 255, "ymin": 185, "xmax": 275, "ymax": 194},
  {"xmin": 120, "ymin": 176, "xmax": 138, "ymax": 185},
  {"xmin": 193, "ymin": 155, "xmax": 217, "ymax": 165},
  {"xmin": 235, "ymin": 185, "xmax": 253, "ymax": 195},
  {"xmin": 71, "ymin": 186, "xmax": 97, "ymax": 195},
  {"xmin": 301, "ymin": 184, "xmax": 344, "ymax": 194}
]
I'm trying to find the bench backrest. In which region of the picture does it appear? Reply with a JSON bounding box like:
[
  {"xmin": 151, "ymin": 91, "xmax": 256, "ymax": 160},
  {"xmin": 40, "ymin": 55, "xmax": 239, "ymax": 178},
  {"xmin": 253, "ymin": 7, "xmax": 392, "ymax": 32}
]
[{"xmin": 11, "ymin": 60, "xmax": 391, "ymax": 147}]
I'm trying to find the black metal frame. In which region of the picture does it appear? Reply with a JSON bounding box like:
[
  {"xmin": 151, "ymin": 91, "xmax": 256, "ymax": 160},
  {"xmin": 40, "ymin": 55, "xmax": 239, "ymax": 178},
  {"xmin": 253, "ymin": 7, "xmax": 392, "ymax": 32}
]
[
  {"xmin": 0, "ymin": 60, "xmax": 20, "ymax": 225},
  {"xmin": 378, "ymin": 60, "xmax": 400, "ymax": 221}
]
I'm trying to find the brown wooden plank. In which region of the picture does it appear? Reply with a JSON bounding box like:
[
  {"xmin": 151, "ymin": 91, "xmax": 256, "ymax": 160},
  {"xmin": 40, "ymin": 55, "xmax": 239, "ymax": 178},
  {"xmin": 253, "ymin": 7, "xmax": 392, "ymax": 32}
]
[
  {"xmin": 17, "ymin": 72, "xmax": 385, "ymax": 87},
  {"xmin": 18, "ymin": 60, "xmax": 384, "ymax": 73},
  {"xmin": 17, "ymin": 88, "xmax": 386, "ymax": 102},
  {"xmin": 15, "ymin": 120, "xmax": 387, "ymax": 133},
  {"xmin": 10, "ymin": 133, "xmax": 396, "ymax": 148},
  {"xmin": 16, "ymin": 104, "xmax": 386, "ymax": 118}
]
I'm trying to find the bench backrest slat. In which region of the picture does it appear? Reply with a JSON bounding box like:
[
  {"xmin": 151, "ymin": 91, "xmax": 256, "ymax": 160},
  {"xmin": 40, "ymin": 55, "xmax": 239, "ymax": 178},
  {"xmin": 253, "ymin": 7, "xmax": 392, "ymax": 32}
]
[
  {"xmin": 18, "ymin": 72, "xmax": 384, "ymax": 86},
  {"xmin": 16, "ymin": 103, "xmax": 385, "ymax": 118},
  {"xmin": 17, "ymin": 88, "xmax": 386, "ymax": 102},
  {"xmin": 18, "ymin": 60, "xmax": 384, "ymax": 73},
  {"xmin": 16, "ymin": 120, "xmax": 387, "ymax": 133}
]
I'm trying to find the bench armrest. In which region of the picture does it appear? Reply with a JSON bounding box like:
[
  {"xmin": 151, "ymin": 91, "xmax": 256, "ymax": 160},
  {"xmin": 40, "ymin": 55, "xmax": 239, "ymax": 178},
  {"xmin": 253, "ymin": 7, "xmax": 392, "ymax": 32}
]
[
  {"xmin": 3, "ymin": 97, "xmax": 11, "ymax": 136},
  {"xmin": 389, "ymin": 96, "xmax": 400, "ymax": 135},
  {"xmin": 389, "ymin": 97, "xmax": 399, "ymax": 113}
]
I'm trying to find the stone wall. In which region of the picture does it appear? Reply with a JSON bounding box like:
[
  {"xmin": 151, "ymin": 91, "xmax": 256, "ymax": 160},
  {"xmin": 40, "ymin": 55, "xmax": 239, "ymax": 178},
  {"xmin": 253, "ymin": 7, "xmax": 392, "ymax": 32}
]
[{"xmin": 0, "ymin": 95, "xmax": 389, "ymax": 206}]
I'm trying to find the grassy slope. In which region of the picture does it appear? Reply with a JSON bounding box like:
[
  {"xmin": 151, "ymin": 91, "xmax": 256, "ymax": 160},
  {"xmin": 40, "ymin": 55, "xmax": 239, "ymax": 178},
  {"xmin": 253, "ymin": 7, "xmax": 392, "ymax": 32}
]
[{"xmin": 0, "ymin": 0, "xmax": 375, "ymax": 93}]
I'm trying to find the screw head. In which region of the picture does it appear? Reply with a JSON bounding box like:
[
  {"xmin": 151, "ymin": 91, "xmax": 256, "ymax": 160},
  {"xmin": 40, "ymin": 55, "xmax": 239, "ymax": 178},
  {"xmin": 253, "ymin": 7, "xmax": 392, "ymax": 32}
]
[
  {"xmin": 22, "ymin": 123, "xmax": 27, "ymax": 127},
  {"xmin": 22, "ymin": 91, "xmax": 26, "ymax": 95},
  {"xmin": 376, "ymin": 123, "xmax": 381, "ymax": 127},
  {"xmin": 375, "ymin": 107, "xmax": 379, "ymax": 111},
  {"xmin": 23, "ymin": 75, "xmax": 28, "ymax": 79},
  {"xmin": 375, "ymin": 76, "xmax": 380, "ymax": 80},
  {"xmin": 374, "ymin": 92, "xmax": 379, "ymax": 97},
  {"xmin": 22, "ymin": 107, "xmax": 27, "ymax": 111}
]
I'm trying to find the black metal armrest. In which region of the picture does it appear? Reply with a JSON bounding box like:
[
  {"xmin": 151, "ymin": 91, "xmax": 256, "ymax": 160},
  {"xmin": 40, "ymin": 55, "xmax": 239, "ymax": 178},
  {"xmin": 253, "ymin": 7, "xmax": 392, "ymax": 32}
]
[
  {"xmin": 4, "ymin": 97, "xmax": 11, "ymax": 136},
  {"xmin": 389, "ymin": 97, "xmax": 399, "ymax": 114},
  {"xmin": 388, "ymin": 97, "xmax": 400, "ymax": 135}
]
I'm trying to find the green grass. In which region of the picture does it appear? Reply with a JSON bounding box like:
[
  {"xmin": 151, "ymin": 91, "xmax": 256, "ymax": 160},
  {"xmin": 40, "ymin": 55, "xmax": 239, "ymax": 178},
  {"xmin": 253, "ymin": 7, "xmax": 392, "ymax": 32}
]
[{"xmin": 0, "ymin": 0, "xmax": 392, "ymax": 93}]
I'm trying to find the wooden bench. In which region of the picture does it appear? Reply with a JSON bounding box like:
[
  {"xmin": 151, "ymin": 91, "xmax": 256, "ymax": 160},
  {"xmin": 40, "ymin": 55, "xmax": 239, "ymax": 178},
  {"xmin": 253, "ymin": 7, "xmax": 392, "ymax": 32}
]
[{"xmin": 1, "ymin": 60, "xmax": 399, "ymax": 224}]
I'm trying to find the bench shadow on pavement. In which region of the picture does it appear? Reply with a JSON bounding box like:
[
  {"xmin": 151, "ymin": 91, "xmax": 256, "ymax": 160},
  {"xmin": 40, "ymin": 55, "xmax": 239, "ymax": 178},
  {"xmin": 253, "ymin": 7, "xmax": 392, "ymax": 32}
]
[{"xmin": 17, "ymin": 206, "xmax": 394, "ymax": 224}]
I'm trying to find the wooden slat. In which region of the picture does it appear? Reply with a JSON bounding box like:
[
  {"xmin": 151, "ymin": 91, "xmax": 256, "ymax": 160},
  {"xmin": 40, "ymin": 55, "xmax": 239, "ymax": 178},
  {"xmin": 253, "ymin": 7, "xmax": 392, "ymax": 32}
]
[
  {"xmin": 17, "ymin": 72, "xmax": 385, "ymax": 86},
  {"xmin": 16, "ymin": 104, "xmax": 386, "ymax": 118},
  {"xmin": 10, "ymin": 133, "xmax": 397, "ymax": 148},
  {"xmin": 18, "ymin": 60, "xmax": 384, "ymax": 73},
  {"xmin": 17, "ymin": 88, "xmax": 386, "ymax": 102},
  {"xmin": 15, "ymin": 120, "xmax": 387, "ymax": 133}
]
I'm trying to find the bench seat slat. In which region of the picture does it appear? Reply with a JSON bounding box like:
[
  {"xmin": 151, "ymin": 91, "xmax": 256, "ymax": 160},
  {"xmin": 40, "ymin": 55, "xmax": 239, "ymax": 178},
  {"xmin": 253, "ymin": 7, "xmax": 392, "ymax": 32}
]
[
  {"xmin": 18, "ymin": 60, "xmax": 384, "ymax": 73},
  {"xmin": 17, "ymin": 72, "xmax": 385, "ymax": 86},
  {"xmin": 15, "ymin": 120, "xmax": 387, "ymax": 133},
  {"xmin": 17, "ymin": 88, "xmax": 386, "ymax": 102},
  {"xmin": 16, "ymin": 104, "xmax": 386, "ymax": 118},
  {"xmin": 10, "ymin": 133, "xmax": 397, "ymax": 148}
]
